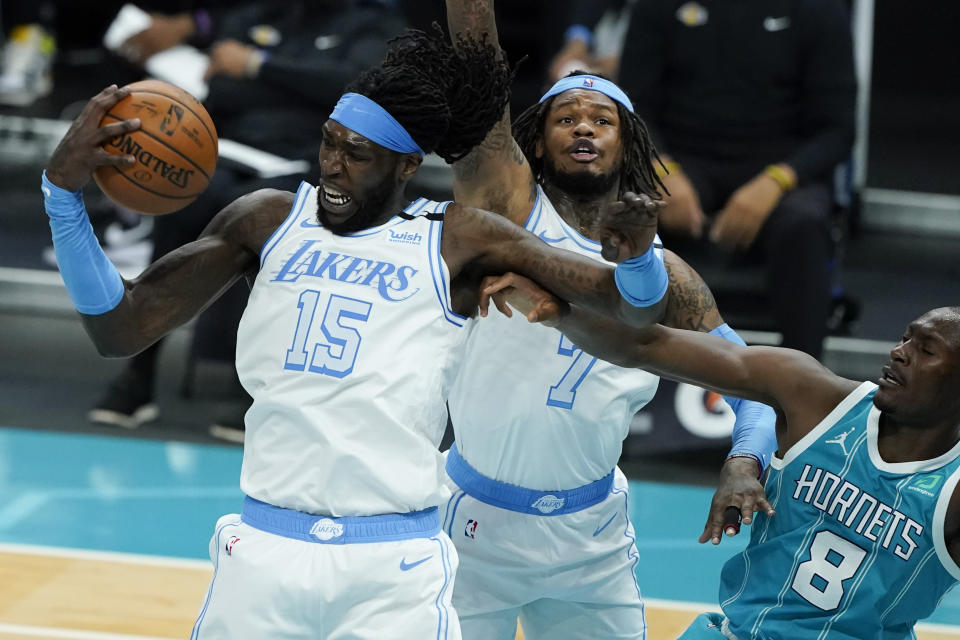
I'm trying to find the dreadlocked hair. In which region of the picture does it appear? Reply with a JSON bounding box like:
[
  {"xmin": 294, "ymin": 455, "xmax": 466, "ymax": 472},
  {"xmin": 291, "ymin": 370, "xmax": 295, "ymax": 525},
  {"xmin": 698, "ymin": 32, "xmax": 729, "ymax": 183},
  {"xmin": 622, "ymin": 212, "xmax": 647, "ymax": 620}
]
[
  {"xmin": 512, "ymin": 71, "xmax": 667, "ymax": 199},
  {"xmin": 343, "ymin": 25, "xmax": 513, "ymax": 164}
]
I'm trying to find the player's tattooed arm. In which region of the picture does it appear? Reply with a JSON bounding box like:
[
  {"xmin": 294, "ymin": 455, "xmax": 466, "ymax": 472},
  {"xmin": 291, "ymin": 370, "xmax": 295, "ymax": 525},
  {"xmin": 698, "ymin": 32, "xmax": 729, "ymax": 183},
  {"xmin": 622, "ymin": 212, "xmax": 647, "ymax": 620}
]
[
  {"xmin": 477, "ymin": 271, "xmax": 852, "ymax": 415},
  {"xmin": 445, "ymin": 0, "xmax": 537, "ymax": 225},
  {"xmin": 660, "ymin": 250, "xmax": 725, "ymax": 333},
  {"xmin": 443, "ymin": 202, "xmax": 667, "ymax": 328}
]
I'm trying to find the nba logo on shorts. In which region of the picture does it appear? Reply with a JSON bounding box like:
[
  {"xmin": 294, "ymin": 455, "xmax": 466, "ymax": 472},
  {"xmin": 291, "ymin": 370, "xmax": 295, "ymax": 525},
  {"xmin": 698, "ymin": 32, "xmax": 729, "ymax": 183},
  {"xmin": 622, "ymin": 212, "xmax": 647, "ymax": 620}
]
[
  {"xmin": 464, "ymin": 519, "xmax": 478, "ymax": 539},
  {"xmin": 225, "ymin": 536, "xmax": 240, "ymax": 555}
]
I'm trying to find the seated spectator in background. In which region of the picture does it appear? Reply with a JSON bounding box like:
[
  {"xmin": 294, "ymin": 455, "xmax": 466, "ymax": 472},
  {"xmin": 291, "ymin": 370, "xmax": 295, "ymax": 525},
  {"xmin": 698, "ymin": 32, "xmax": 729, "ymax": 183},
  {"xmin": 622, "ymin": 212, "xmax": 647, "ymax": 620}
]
[
  {"xmin": 88, "ymin": 0, "xmax": 407, "ymax": 441},
  {"xmin": 618, "ymin": 0, "xmax": 857, "ymax": 360},
  {"xmin": 0, "ymin": 0, "xmax": 216, "ymax": 106}
]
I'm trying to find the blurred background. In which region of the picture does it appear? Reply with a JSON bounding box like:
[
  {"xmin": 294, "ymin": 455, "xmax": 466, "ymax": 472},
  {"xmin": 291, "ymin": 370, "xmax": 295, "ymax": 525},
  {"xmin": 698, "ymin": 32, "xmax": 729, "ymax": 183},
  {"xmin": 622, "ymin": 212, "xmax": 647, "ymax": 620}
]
[{"xmin": 0, "ymin": 0, "xmax": 957, "ymax": 638}]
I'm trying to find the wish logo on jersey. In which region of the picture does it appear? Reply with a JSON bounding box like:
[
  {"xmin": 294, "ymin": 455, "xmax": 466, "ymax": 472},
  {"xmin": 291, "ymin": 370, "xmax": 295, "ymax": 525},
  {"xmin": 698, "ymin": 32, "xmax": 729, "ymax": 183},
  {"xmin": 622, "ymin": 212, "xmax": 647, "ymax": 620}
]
[
  {"xmin": 387, "ymin": 230, "xmax": 423, "ymax": 245},
  {"xmin": 272, "ymin": 239, "xmax": 421, "ymax": 302}
]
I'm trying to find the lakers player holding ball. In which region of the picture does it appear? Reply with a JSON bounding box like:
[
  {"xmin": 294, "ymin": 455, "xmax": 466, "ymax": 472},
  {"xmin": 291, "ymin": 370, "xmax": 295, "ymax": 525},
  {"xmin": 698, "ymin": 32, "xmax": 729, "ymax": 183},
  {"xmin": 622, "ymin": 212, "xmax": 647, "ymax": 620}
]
[{"xmin": 41, "ymin": 30, "xmax": 671, "ymax": 640}]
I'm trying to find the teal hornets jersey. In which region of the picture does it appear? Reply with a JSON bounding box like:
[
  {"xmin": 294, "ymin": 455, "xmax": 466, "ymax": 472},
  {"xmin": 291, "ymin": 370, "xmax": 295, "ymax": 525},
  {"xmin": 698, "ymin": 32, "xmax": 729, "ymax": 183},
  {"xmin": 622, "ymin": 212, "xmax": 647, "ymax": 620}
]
[{"xmin": 721, "ymin": 381, "xmax": 960, "ymax": 640}]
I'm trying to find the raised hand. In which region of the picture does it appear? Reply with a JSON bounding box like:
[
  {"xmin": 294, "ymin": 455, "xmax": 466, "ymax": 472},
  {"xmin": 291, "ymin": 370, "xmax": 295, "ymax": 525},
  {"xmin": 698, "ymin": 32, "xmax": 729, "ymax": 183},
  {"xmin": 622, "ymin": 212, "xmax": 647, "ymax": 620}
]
[
  {"xmin": 590, "ymin": 191, "xmax": 664, "ymax": 263},
  {"xmin": 45, "ymin": 85, "xmax": 140, "ymax": 192},
  {"xmin": 478, "ymin": 272, "xmax": 569, "ymax": 326},
  {"xmin": 699, "ymin": 456, "xmax": 775, "ymax": 545}
]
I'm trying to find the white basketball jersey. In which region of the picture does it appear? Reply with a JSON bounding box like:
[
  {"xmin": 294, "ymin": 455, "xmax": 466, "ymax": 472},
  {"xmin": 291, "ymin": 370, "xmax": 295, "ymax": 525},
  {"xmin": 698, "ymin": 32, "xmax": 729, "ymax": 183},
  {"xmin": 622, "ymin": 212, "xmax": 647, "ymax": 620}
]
[
  {"xmin": 448, "ymin": 186, "xmax": 661, "ymax": 490},
  {"xmin": 235, "ymin": 182, "xmax": 467, "ymax": 517}
]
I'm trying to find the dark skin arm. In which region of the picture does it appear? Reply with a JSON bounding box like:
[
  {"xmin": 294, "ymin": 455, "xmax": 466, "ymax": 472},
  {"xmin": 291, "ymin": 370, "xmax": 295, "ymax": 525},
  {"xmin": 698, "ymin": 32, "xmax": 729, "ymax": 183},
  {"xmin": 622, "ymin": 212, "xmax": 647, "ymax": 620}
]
[
  {"xmin": 479, "ymin": 270, "xmax": 857, "ymax": 542},
  {"xmin": 444, "ymin": 1, "xmax": 769, "ymax": 534},
  {"xmin": 78, "ymin": 190, "xmax": 289, "ymax": 357},
  {"xmin": 488, "ymin": 252, "xmax": 775, "ymax": 541},
  {"xmin": 659, "ymin": 250, "xmax": 777, "ymax": 542},
  {"xmin": 45, "ymin": 85, "xmax": 290, "ymax": 357},
  {"xmin": 442, "ymin": 197, "xmax": 667, "ymax": 329},
  {"xmin": 444, "ymin": 0, "xmax": 536, "ymax": 224},
  {"xmin": 479, "ymin": 271, "xmax": 856, "ymax": 452}
]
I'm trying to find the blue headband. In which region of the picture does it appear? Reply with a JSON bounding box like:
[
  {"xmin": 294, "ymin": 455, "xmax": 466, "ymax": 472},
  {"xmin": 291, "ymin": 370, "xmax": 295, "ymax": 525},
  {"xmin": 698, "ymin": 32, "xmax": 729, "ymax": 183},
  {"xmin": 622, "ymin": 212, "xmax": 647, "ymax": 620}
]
[
  {"xmin": 329, "ymin": 93, "xmax": 425, "ymax": 156},
  {"xmin": 539, "ymin": 75, "xmax": 634, "ymax": 113}
]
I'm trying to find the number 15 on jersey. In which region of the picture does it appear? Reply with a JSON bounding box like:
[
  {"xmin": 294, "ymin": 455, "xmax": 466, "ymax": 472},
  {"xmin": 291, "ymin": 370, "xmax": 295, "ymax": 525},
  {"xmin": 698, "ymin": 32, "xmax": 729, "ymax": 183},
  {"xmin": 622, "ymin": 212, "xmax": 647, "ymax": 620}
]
[{"xmin": 284, "ymin": 289, "xmax": 372, "ymax": 378}]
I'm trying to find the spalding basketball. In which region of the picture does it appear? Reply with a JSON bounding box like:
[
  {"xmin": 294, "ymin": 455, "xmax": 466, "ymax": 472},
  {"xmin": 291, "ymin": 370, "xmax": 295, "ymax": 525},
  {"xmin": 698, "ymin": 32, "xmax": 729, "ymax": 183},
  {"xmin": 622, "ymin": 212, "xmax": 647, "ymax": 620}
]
[{"xmin": 94, "ymin": 80, "xmax": 218, "ymax": 215}]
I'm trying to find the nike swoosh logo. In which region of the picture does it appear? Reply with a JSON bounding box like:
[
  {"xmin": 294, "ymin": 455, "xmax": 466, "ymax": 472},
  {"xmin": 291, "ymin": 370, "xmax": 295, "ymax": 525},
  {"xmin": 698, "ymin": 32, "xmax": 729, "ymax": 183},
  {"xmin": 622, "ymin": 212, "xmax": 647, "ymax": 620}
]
[
  {"xmin": 399, "ymin": 555, "xmax": 433, "ymax": 571},
  {"xmin": 537, "ymin": 230, "xmax": 566, "ymax": 244},
  {"xmin": 593, "ymin": 513, "xmax": 618, "ymax": 537},
  {"xmin": 301, "ymin": 218, "xmax": 322, "ymax": 228}
]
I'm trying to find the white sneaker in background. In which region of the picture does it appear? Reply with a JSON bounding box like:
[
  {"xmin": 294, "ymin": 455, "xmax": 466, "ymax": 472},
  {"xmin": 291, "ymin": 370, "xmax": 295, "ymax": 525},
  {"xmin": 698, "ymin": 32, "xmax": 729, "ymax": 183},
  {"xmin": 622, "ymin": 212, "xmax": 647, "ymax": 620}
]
[{"xmin": 0, "ymin": 25, "xmax": 56, "ymax": 106}]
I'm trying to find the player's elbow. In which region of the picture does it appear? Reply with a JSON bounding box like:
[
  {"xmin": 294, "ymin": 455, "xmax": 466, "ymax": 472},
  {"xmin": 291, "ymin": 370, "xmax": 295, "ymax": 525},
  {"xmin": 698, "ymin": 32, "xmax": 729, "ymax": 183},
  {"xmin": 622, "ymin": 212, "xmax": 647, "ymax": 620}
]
[
  {"xmin": 618, "ymin": 290, "xmax": 668, "ymax": 329},
  {"xmin": 80, "ymin": 316, "xmax": 148, "ymax": 358}
]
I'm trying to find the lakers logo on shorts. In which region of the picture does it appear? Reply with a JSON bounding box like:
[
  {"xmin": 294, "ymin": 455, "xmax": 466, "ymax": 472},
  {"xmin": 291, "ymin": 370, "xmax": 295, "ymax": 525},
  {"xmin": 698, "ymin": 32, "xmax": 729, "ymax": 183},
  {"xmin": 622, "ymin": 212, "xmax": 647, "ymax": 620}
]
[
  {"xmin": 531, "ymin": 495, "xmax": 565, "ymax": 514},
  {"xmin": 310, "ymin": 518, "xmax": 345, "ymax": 541}
]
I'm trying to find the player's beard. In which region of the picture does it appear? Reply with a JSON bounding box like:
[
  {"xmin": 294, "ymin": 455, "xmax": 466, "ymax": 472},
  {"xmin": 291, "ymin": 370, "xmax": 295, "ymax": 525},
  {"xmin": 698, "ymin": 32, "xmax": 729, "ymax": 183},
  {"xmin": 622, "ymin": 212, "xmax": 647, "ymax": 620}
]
[
  {"xmin": 541, "ymin": 155, "xmax": 619, "ymax": 200},
  {"xmin": 316, "ymin": 172, "xmax": 398, "ymax": 235}
]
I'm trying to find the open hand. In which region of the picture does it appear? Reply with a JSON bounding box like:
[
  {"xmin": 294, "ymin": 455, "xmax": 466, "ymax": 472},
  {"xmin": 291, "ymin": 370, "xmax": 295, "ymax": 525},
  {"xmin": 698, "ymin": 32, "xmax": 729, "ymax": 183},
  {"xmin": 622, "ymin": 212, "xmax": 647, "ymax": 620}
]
[
  {"xmin": 590, "ymin": 191, "xmax": 664, "ymax": 263},
  {"xmin": 45, "ymin": 85, "xmax": 141, "ymax": 192},
  {"xmin": 478, "ymin": 272, "xmax": 569, "ymax": 326},
  {"xmin": 699, "ymin": 456, "xmax": 774, "ymax": 545}
]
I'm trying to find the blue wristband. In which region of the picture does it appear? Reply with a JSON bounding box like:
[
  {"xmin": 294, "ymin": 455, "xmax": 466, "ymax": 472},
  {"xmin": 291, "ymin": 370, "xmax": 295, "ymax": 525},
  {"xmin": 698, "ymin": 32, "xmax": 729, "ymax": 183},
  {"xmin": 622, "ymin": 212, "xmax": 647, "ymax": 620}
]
[
  {"xmin": 709, "ymin": 323, "xmax": 778, "ymax": 475},
  {"xmin": 614, "ymin": 246, "xmax": 668, "ymax": 308},
  {"xmin": 42, "ymin": 171, "xmax": 125, "ymax": 315},
  {"xmin": 564, "ymin": 24, "xmax": 593, "ymax": 47}
]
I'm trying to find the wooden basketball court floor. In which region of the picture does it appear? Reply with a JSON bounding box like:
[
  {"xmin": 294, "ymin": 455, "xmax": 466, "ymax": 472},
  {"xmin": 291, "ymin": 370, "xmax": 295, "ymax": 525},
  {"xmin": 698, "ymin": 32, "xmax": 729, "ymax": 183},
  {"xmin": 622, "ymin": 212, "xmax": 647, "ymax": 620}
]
[{"xmin": 1, "ymin": 427, "xmax": 958, "ymax": 640}]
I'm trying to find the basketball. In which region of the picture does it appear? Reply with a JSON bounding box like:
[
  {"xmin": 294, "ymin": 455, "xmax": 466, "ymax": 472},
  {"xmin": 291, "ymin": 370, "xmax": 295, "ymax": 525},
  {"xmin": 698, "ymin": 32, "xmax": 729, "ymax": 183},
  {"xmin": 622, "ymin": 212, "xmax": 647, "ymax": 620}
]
[{"xmin": 94, "ymin": 80, "xmax": 218, "ymax": 215}]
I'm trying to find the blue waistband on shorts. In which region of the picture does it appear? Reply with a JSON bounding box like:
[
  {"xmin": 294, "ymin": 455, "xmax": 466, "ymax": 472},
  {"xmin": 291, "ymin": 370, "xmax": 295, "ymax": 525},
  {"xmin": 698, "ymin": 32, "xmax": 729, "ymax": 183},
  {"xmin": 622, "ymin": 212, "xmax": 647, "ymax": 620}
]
[
  {"xmin": 240, "ymin": 496, "xmax": 441, "ymax": 544},
  {"xmin": 446, "ymin": 442, "xmax": 614, "ymax": 516}
]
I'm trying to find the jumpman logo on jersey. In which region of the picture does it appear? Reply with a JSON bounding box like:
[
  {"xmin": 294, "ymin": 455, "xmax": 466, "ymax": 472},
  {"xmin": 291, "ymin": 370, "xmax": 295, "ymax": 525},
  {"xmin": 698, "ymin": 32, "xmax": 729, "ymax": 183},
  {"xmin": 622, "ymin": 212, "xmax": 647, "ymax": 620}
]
[{"xmin": 826, "ymin": 427, "xmax": 858, "ymax": 456}]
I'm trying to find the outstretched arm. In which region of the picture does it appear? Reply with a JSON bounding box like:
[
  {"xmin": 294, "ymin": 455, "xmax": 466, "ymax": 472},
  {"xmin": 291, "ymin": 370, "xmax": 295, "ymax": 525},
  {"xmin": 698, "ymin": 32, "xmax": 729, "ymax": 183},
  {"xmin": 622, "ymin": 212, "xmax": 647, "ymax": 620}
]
[
  {"xmin": 43, "ymin": 85, "xmax": 284, "ymax": 358},
  {"xmin": 479, "ymin": 272, "xmax": 856, "ymax": 443},
  {"xmin": 75, "ymin": 190, "xmax": 286, "ymax": 357},
  {"xmin": 657, "ymin": 251, "xmax": 778, "ymax": 543},
  {"xmin": 444, "ymin": 0, "xmax": 536, "ymax": 224},
  {"xmin": 443, "ymin": 198, "xmax": 668, "ymax": 328}
]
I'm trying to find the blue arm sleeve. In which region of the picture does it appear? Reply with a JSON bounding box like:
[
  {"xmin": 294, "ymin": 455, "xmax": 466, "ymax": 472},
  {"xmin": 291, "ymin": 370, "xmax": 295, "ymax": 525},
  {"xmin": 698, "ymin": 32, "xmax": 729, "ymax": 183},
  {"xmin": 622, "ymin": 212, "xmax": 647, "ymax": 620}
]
[
  {"xmin": 614, "ymin": 245, "xmax": 668, "ymax": 308},
  {"xmin": 710, "ymin": 323, "xmax": 778, "ymax": 475},
  {"xmin": 42, "ymin": 171, "xmax": 125, "ymax": 315}
]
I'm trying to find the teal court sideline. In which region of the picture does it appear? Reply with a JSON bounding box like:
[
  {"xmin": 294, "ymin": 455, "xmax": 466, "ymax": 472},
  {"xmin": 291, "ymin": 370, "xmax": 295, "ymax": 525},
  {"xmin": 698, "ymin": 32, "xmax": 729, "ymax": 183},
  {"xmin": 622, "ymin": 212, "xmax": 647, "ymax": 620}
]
[{"xmin": 1, "ymin": 426, "xmax": 959, "ymax": 628}]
